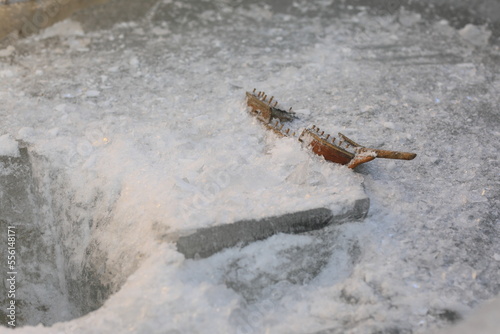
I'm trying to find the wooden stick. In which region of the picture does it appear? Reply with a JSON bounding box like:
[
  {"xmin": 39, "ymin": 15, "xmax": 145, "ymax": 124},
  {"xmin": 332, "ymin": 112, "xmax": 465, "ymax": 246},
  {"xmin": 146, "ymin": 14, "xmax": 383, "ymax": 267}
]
[{"xmin": 362, "ymin": 148, "xmax": 417, "ymax": 160}]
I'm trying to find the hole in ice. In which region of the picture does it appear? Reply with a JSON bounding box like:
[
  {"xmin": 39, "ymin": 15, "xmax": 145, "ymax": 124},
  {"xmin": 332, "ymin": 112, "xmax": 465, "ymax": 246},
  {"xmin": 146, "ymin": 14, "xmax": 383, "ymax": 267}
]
[{"xmin": 0, "ymin": 147, "xmax": 128, "ymax": 327}]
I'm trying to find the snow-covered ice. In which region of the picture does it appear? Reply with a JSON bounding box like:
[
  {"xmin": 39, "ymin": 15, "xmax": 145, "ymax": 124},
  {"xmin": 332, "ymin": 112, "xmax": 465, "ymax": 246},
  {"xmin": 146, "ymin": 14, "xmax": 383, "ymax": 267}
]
[{"xmin": 0, "ymin": 0, "xmax": 499, "ymax": 333}]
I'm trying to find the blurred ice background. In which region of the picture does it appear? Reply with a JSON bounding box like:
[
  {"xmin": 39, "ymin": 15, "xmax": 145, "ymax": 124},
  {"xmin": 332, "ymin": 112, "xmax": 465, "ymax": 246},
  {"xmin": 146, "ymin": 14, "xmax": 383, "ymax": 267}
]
[{"xmin": 0, "ymin": 0, "xmax": 499, "ymax": 333}]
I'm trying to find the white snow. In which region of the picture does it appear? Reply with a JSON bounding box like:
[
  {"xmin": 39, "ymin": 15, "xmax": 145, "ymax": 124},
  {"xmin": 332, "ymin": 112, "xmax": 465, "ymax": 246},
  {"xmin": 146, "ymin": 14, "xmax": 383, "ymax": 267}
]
[{"xmin": 0, "ymin": 0, "xmax": 499, "ymax": 333}]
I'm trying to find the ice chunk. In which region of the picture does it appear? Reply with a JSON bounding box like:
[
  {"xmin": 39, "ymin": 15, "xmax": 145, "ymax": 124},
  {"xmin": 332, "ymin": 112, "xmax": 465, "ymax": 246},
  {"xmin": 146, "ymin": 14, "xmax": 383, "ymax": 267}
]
[
  {"xmin": 152, "ymin": 27, "xmax": 170, "ymax": 36},
  {"xmin": 459, "ymin": 24, "xmax": 492, "ymax": 47},
  {"xmin": 294, "ymin": 108, "xmax": 311, "ymax": 115},
  {"xmin": 16, "ymin": 127, "xmax": 35, "ymax": 141},
  {"xmin": 0, "ymin": 45, "xmax": 15, "ymax": 57},
  {"xmin": 38, "ymin": 19, "xmax": 84, "ymax": 40},
  {"xmin": 86, "ymin": 90, "xmax": 101, "ymax": 97},
  {"xmin": 0, "ymin": 69, "xmax": 15, "ymax": 78},
  {"xmin": 399, "ymin": 9, "xmax": 421, "ymax": 27},
  {"xmin": 0, "ymin": 134, "xmax": 19, "ymax": 157}
]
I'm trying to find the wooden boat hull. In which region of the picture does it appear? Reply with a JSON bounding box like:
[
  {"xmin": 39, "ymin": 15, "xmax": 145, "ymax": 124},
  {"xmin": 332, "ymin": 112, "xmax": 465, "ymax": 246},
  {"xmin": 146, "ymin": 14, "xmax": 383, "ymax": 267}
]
[{"xmin": 245, "ymin": 90, "xmax": 416, "ymax": 169}]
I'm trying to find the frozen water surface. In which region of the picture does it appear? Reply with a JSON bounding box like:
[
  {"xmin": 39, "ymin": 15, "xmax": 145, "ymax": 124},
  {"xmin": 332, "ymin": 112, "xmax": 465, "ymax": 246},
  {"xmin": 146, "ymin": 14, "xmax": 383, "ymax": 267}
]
[{"xmin": 0, "ymin": 0, "xmax": 499, "ymax": 333}]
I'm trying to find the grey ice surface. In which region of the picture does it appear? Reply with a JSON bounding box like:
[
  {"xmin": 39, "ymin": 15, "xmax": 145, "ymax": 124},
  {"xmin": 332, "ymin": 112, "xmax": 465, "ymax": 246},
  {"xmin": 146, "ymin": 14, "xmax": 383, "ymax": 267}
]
[{"xmin": 177, "ymin": 199, "xmax": 369, "ymax": 259}]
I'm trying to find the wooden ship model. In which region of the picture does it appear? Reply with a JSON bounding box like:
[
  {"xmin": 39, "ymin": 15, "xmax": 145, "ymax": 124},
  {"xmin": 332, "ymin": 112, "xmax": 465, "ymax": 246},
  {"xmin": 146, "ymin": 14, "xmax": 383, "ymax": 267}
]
[{"xmin": 246, "ymin": 89, "xmax": 416, "ymax": 169}]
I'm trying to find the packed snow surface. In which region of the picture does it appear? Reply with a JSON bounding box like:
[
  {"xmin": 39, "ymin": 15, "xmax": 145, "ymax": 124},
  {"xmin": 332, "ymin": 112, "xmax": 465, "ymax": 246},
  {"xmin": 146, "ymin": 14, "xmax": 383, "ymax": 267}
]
[{"xmin": 0, "ymin": 0, "xmax": 499, "ymax": 333}]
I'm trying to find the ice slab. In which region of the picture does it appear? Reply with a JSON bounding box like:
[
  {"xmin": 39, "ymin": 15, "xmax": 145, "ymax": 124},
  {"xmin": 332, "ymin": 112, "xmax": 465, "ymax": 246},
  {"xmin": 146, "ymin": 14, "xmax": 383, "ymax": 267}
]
[{"xmin": 176, "ymin": 199, "xmax": 369, "ymax": 259}]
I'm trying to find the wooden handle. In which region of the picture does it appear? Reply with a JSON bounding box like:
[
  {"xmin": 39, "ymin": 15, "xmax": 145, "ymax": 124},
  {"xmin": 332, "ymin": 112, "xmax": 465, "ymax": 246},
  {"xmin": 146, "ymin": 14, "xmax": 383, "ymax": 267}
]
[{"xmin": 364, "ymin": 148, "xmax": 417, "ymax": 160}]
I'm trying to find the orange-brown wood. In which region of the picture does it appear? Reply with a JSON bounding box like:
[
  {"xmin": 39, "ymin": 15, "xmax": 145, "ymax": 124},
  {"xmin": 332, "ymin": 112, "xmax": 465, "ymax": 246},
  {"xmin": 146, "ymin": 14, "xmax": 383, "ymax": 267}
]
[
  {"xmin": 310, "ymin": 140, "xmax": 353, "ymax": 165},
  {"xmin": 361, "ymin": 148, "xmax": 417, "ymax": 161},
  {"xmin": 246, "ymin": 90, "xmax": 417, "ymax": 169}
]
